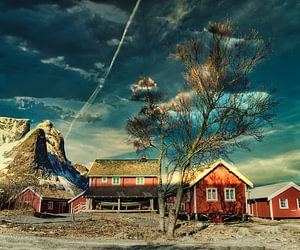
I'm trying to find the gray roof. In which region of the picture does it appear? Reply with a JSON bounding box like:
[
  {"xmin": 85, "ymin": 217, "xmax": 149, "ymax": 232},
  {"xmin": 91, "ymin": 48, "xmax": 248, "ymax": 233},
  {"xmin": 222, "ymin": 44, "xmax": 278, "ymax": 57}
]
[{"xmin": 249, "ymin": 182, "xmax": 299, "ymax": 200}]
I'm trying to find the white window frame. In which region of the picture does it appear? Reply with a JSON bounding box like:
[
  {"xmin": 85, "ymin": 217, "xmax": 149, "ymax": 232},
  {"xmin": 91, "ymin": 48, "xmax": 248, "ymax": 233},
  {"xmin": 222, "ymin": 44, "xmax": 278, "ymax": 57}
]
[
  {"xmin": 206, "ymin": 188, "xmax": 218, "ymax": 201},
  {"xmin": 297, "ymin": 199, "xmax": 300, "ymax": 209},
  {"xmin": 48, "ymin": 201, "xmax": 53, "ymax": 210},
  {"xmin": 112, "ymin": 177, "xmax": 120, "ymax": 185},
  {"xmin": 136, "ymin": 177, "xmax": 144, "ymax": 185},
  {"xmin": 224, "ymin": 188, "xmax": 236, "ymax": 201},
  {"xmin": 101, "ymin": 177, "xmax": 107, "ymax": 183},
  {"xmin": 279, "ymin": 199, "xmax": 288, "ymax": 209}
]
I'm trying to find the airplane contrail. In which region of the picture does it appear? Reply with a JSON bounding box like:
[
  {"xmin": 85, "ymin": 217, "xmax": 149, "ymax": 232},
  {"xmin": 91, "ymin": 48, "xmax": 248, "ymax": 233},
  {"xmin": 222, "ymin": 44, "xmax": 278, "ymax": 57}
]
[{"xmin": 65, "ymin": 0, "xmax": 142, "ymax": 140}]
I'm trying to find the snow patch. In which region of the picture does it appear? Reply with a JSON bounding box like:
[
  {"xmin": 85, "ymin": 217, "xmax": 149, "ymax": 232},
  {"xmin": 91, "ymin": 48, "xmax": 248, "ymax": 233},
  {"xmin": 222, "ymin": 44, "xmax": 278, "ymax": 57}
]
[
  {"xmin": 0, "ymin": 141, "xmax": 20, "ymax": 171},
  {"xmin": 57, "ymin": 176, "xmax": 75, "ymax": 195}
]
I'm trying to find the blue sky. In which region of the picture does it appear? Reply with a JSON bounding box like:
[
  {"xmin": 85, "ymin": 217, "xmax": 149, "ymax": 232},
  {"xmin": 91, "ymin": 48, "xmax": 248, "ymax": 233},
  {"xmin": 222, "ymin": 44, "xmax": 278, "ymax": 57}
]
[{"xmin": 0, "ymin": 0, "xmax": 299, "ymax": 185}]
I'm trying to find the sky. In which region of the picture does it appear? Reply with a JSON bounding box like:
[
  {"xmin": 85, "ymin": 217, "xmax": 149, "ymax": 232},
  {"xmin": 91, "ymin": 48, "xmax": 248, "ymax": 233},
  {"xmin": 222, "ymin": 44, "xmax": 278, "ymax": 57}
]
[{"xmin": 0, "ymin": 0, "xmax": 299, "ymax": 185}]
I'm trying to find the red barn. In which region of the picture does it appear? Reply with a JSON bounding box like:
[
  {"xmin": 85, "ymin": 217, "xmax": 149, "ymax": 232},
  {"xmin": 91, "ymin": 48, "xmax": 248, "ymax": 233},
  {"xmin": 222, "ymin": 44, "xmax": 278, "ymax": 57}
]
[
  {"xmin": 248, "ymin": 182, "xmax": 300, "ymax": 219},
  {"xmin": 70, "ymin": 159, "xmax": 159, "ymax": 213},
  {"xmin": 69, "ymin": 190, "xmax": 88, "ymax": 214},
  {"xmin": 169, "ymin": 159, "xmax": 253, "ymax": 221},
  {"xmin": 18, "ymin": 186, "xmax": 74, "ymax": 214}
]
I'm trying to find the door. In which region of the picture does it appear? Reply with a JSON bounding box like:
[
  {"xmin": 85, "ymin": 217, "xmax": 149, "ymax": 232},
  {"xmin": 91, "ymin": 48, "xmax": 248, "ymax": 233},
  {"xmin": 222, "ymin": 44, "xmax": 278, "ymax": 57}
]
[{"xmin": 59, "ymin": 202, "xmax": 66, "ymax": 213}]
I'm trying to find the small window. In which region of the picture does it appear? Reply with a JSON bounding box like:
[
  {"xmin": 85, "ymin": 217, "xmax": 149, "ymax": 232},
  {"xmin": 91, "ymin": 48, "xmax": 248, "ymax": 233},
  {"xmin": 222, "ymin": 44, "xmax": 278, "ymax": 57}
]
[
  {"xmin": 297, "ymin": 199, "xmax": 300, "ymax": 209},
  {"xmin": 224, "ymin": 188, "xmax": 236, "ymax": 201},
  {"xmin": 136, "ymin": 177, "xmax": 144, "ymax": 185},
  {"xmin": 112, "ymin": 177, "xmax": 120, "ymax": 185},
  {"xmin": 180, "ymin": 202, "xmax": 185, "ymax": 211},
  {"xmin": 48, "ymin": 201, "xmax": 53, "ymax": 210},
  {"xmin": 186, "ymin": 189, "xmax": 191, "ymax": 202},
  {"xmin": 102, "ymin": 177, "xmax": 107, "ymax": 183},
  {"xmin": 206, "ymin": 188, "xmax": 218, "ymax": 201},
  {"xmin": 279, "ymin": 199, "xmax": 288, "ymax": 209}
]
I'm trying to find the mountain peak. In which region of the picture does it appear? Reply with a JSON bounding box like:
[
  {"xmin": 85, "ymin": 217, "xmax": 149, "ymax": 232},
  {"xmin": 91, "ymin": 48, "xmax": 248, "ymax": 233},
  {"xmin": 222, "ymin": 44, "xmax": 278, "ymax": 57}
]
[{"xmin": 0, "ymin": 117, "xmax": 87, "ymax": 193}]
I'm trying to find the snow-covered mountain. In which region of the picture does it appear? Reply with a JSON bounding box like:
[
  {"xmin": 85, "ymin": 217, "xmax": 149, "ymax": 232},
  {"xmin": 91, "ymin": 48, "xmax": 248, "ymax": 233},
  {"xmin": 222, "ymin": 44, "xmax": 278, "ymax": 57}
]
[
  {"xmin": 0, "ymin": 117, "xmax": 87, "ymax": 194},
  {"xmin": 0, "ymin": 117, "xmax": 30, "ymax": 145}
]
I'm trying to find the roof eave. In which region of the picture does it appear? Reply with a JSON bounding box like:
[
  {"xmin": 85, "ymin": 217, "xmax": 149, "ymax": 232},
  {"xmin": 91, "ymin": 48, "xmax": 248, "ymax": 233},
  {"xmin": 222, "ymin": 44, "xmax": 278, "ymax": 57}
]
[
  {"xmin": 87, "ymin": 174, "xmax": 158, "ymax": 177},
  {"xmin": 188, "ymin": 159, "xmax": 253, "ymax": 188},
  {"xmin": 267, "ymin": 182, "xmax": 300, "ymax": 201}
]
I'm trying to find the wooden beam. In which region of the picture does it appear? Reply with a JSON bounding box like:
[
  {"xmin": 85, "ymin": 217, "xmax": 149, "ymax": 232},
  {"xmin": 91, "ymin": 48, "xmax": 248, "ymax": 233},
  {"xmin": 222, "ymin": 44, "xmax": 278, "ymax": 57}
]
[
  {"xmin": 150, "ymin": 198, "xmax": 154, "ymax": 210},
  {"xmin": 117, "ymin": 198, "xmax": 121, "ymax": 212}
]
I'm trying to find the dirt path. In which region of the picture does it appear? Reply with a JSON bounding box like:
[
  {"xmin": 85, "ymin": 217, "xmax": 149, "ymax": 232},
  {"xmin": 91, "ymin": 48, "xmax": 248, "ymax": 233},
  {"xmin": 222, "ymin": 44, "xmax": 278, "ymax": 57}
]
[
  {"xmin": 0, "ymin": 211, "xmax": 299, "ymax": 249},
  {"xmin": 0, "ymin": 232, "xmax": 270, "ymax": 250}
]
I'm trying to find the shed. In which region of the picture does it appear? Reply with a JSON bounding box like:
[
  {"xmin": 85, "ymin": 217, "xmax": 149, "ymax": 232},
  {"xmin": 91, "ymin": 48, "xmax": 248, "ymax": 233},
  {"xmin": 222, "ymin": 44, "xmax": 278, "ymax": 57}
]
[
  {"xmin": 18, "ymin": 186, "xmax": 74, "ymax": 214},
  {"xmin": 248, "ymin": 182, "xmax": 300, "ymax": 219}
]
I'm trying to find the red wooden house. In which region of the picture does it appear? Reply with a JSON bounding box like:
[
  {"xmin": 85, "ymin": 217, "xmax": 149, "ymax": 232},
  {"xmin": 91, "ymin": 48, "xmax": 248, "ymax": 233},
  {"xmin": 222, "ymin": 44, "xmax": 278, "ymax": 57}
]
[
  {"xmin": 248, "ymin": 182, "xmax": 300, "ymax": 219},
  {"xmin": 18, "ymin": 186, "xmax": 73, "ymax": 214},
  {"xmin": 70, "ymin": 159, "xmax": 159, "ymax": 213},
  {"xmin": 168, "ymin": 159, "xmax": 253, "ymax": 221}
]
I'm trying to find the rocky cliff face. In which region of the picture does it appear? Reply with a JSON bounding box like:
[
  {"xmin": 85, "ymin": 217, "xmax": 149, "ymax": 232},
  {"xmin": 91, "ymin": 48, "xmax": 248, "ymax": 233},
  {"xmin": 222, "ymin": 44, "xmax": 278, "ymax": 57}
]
[
  {"xmin": 35, "ymin": 120, "xmax": 87, "ymax": 190},
  {"xmin": 0, "ymin": 117, "xmax": 30, "ymax": 145},
  {"xmin": 37, "ymin": 120, "xmax": 68, "ymax": 166},
  {"xmin": 73, "ymin": 163, "xmax": 89, "ymax": 176},
  {"xmin": 0, "ymin": 118, "xmax": 87, "ymax": 193},
  {"xmin": 7, "ymin": 129, "xmax": 52, "ymax": 176}
]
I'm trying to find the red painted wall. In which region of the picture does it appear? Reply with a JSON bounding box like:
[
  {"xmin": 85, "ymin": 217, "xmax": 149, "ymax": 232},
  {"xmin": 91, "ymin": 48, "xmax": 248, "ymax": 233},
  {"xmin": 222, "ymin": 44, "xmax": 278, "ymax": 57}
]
[
  {"xmin": 90, "ymin": 177, "xmax": 157, "ymax": 187},
  {"xmin": 41, "ymin": 199, "xmax": 69, "ymax": 214},
  {"xmin": 70, "ymin": 196, "xmax": 87, "ymax": 213},
  {"xmin": 18, "ymin": 189, "xmax": 70, "ymax": 214},
  {"xmin": 251, "ymin": 199, "xmax": 270, "ymax": 218},
  {"xmin": 272, "ymin": 187, "xmax": 300, "ymax": 218},
  {"xmin": 182, "ymin": 165, "xmax": 247, "ymax": 215},
  {"xmin": 18, "ymin": 189, "xmax": 41, "ymax": 212}
]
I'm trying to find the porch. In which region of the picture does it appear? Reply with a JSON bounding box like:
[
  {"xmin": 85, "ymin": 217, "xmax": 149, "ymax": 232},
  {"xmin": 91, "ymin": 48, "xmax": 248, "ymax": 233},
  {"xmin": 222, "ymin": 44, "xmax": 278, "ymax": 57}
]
[{"xmin": 83, "ymin": 186, "xmax": 158, "ymax": 212}]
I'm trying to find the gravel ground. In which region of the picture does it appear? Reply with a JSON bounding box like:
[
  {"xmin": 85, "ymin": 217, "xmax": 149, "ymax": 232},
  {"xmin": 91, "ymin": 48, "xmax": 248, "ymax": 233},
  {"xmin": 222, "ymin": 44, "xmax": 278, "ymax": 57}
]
[{"xmin": 0, "ymin": 210, "xmax": 299, "ymax": 250}]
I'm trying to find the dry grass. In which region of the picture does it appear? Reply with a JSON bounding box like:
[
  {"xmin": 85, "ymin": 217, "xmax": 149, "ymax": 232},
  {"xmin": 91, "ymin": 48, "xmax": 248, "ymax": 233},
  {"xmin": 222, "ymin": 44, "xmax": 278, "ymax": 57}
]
[{"xmin": 0, "ymin": 211, "xmax": 299, "ymax": 249}]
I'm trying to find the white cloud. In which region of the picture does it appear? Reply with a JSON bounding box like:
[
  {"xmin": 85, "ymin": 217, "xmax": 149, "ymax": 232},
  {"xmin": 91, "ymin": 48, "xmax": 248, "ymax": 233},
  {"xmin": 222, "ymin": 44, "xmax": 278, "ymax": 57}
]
[
  {"xmin": 68, "ymin": 1, "xmax": 128, "ymax": 24},
  {"xmin": 64, "ymin": 127, "xmax": 134, "ymax": 164},
  {"xmin": 106, "ymin": 38, "xmax": 120, "ymax": 46},
  {"xmin": 41, "ymin": 56, "xmax": 100, "ymax": 81},
  {"xmin": 157, "ymin": 0, "xmax": 196, "ymax": 41},
  {"xmin": 107, "ymin": 36, "xmax": 135, "ymax": 46},
  {"xmin": 94, "ymin": 62, "xmax": 105, "ymax": 69},
  {"xmin": 18, "ymin": 41, "xmax": 39, "ymax": 54},
  {"xmin": 5, "ymin": 35, "xmax": 39, "ymax": 54},
  {"xmin": 239, "ymin": 150, "xmax": 300, "ymax": 184},
  {"xmin": 41, "ymin": 56, "xmax": 64, "ymax": 65}
]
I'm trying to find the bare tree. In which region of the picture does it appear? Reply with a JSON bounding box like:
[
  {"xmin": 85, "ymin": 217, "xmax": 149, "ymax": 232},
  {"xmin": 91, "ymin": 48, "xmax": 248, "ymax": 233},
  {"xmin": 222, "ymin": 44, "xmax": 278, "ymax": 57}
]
[
  {"xmin": 126, "ymin": 77, "xmax": 173, "ymax": 232},
  {"xmin": 127, "ymin": 20, "xmax": 276, "ymax": 237},
  {"xmin": 163, "ymin": 19, "xmax": 277, "ymax": 237}
]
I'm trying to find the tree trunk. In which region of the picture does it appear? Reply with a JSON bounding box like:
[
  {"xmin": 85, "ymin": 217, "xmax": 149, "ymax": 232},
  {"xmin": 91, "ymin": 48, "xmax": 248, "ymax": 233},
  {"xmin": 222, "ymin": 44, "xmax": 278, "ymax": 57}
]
[
  {"xmin": 166, "ymin": 185, "xmax": 183, "ymax": 237},
  {"xmin": 158, "ymin": 189, "xmax": 165, "ymax": 232}
]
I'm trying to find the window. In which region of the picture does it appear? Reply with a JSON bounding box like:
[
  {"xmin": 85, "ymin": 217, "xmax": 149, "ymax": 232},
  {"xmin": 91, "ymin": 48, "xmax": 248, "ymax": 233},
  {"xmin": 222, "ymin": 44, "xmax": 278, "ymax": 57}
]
[
  {"xmin": 186, "ymin": 189, "xmax": 191, "ymax": 203},
  {"xmin": 206, "ymin": 188, "xmax": 218, "ymax": 201},
  {"xmin": 279, "ymin": 199, "xmax": 288, "ymax": 209},
  {"xmin": 136, "ymin": 177, "xmax": 144, "ymax": 185},
  {"xmin": 224, "ymin": 188, "xmax": 236, "ymax": 201},
  {"xmin": 297, "ymin": 199, "xmax": 300, "ymax": 209},
  {"xmin": 102, "ymin": 177, "xmax": 107, "ymax": 183},
  {"xmin": 48, "ymin": 201, "xmax": 53, "ymax": 210},
  {"xmin": 112, "ymin": 177, "xmax": 120, "ymax": 185},
  {"xmin": 180, "ymin": 203, "xmax": 185, "ymax": 211}
]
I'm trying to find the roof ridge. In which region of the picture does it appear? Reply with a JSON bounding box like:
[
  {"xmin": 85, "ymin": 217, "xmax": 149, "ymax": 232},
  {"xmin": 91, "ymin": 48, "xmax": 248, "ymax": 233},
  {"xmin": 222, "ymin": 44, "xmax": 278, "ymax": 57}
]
[
  {"xmin": 254, "ymin": 181, "xmax": 294, "ymax": 189},
  {"xmin": 95, "ymin": 158, "xmax": 158, "ymax": 161}
]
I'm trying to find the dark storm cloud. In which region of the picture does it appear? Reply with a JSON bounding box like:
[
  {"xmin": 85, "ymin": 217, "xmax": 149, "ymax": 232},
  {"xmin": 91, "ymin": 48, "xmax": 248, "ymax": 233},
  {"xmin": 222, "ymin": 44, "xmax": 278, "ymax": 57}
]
[
  {"xmin": 0, "ymin": 0, "xmax": 299, "ymax": 101},
  {"xmin": 0, "ymin": 0, "xmax": 79, "ymax": 9},
  {"xmin": 0, "ymin": 0, "xmax": 299, "ymax": 182},
  {"xmin": 0, "ymin": 0, "xmax": 128, "ymax": 100}
]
